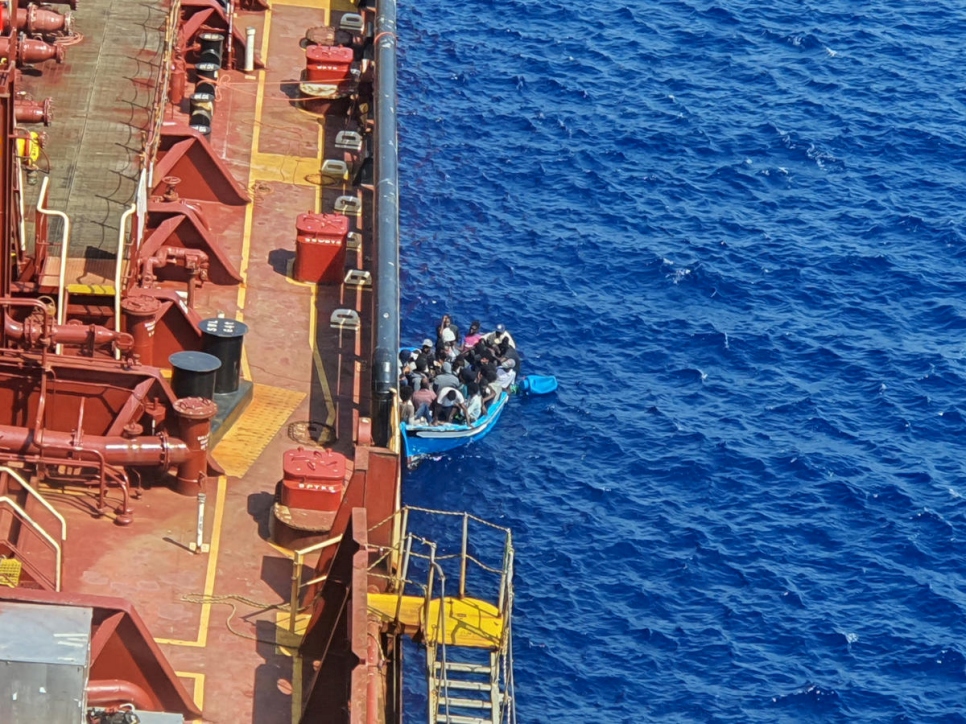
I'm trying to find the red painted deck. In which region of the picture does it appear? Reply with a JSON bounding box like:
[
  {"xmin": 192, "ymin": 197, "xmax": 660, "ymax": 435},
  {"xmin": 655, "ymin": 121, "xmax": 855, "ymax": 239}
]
[{"xmin": 5, "ymin": 0, "xmax": 386, "ymax": 721}]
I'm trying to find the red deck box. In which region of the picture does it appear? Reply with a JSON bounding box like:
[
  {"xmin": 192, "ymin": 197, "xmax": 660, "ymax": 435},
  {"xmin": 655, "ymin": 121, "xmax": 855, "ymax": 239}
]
[
  {"xmin": 305, "ymin": 45, "xmax": 354, "ymax": 83},
  {"xmin": 281, "ymin": 446, "xmax": 347, "ymax": 512},
  {"xmin": 294, "ymin": 212, "xmax": 349, "ymax": 284}
]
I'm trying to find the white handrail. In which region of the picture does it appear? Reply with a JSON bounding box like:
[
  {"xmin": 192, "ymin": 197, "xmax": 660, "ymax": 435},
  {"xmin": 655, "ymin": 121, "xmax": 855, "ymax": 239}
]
[
  {"xmin": 0, "ymin": 466, "xmax": 66, "ymax": 542},
  {"xmin": 36, "ymin": 176, "xmax": 72, "ymax": 335},
  {"xmin": 114, "ymin": 204, "xmax": 137, "ymax": 359},
  {"xmin": 0, "ymin": 495, "xmax": 62, "ymax": 590}
]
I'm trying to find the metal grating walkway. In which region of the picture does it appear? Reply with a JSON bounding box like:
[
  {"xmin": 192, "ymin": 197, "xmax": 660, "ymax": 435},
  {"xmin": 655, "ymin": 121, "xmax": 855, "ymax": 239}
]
[{"xmin": 24, "ymin": 0, "xmax": 165, "ymax": 257}]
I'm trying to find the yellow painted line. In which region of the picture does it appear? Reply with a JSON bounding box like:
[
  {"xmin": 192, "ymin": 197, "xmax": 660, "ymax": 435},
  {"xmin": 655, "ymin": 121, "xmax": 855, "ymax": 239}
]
[
  {"xmin": 176, "ymin": 671, "xmax": 206, "ymax": 722},
  {"xmin": 155, "ymin": 476, "xmax": 227, "ymax": 648},
  {"xmin": 213, "ymin": 383, "xmax": 307, "ymax": 478},
  {"xmin": 272, "ymin": 0, "xmax": 329, "ymax": 9},
  {"xmin": 234, "ymin": 51, "xmax": 266, "ymax": 383},
  {"xmin": 251, "ymin": 151, "xmax": 321, "ymax": 186}
]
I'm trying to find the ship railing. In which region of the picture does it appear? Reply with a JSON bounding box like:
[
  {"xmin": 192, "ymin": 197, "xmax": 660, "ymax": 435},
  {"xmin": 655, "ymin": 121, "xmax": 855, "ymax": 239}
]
[
  {"xmin": 367, "ymin": 506, "xmax": 513, "ymax": 616},
  {"xmin": 0, "ymin": 466, "xmax": 67, "ymax": 545},
  {"xmin": 0, "ymin": 494, "xmax": 63, "ymax": 591},
  {"xmin": 365, "ymin": 507, "xmax": 517, "ymax": 724},
  {"xmin": 144, "ymin": 0, "xmax": 181, "ymax": 168},
  {"xmin": 35, "ymin": 176, "xmax": 71, "ymax": 349},
  {"xmin": 113, "ymin": 203, "xmax": 137, "ymax": 357},
  {"xmin": 287, "ymin": 534, "xmax": 344, "ymax": 634},
  {"xmin": 133, "ymin": 0, "xmax": 181, "ymax": 256}
]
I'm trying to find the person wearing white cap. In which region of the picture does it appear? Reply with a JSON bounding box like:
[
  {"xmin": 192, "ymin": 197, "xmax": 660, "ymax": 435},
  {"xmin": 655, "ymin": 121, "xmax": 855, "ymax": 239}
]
[
  {"xmin": 436, "ymin": 314, "xmax": 460, "ymax": 351},
  {"xmin": 484, "ymin": 323, "xmax": 516, "ymax": 349}
]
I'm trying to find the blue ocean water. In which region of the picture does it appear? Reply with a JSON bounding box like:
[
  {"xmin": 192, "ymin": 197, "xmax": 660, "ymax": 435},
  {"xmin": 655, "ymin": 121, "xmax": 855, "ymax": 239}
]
[{"xmin": 396, "ymin": 1, "xmax": 966, "ymax": 721}]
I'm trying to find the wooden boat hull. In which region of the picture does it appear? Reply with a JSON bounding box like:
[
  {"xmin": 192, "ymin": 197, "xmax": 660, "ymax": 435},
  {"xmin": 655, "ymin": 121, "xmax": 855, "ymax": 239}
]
[{"xmin": 402, "ymin": 391, "xmax": 509, "ymax": 461}]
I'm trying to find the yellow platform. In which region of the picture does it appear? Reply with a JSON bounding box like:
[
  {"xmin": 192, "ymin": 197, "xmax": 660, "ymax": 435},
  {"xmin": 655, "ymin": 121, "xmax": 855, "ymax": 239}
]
[
  {"xmin": 368, "ymin": 593, "xmax": 504, "ymax": 649},
  {"xmin": 0, "ymin": 558, "xmax": 22, "ymax": 587}
]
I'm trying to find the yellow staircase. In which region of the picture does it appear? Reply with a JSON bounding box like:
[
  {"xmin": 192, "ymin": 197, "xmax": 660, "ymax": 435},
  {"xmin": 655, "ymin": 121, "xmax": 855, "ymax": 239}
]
[{"xmin": 366, "ymin": 507, "xmax": 516, "ymax": 724}]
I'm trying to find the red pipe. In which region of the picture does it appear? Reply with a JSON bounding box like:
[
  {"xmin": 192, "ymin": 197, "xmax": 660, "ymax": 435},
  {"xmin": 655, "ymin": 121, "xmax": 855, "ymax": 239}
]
[
  {"xmin": 14, "ymin": 98, "xmax": 53, "ymax": 126},
  {"xmin": 16, "ymin": 6, "xmax": 72, "ymax": 35},
  {"xmin": 3, "ymin": 314, "xmax": 134, "ymax": 353},
  {"xmin": 86, "ymin": 680, "xmax": 156, "ymax": 712},
  {"xmin": 0, "ymin": 36, "xmax": 65, "ymax": 65},
  {"xmin": 0, "ymin": 423, "xmax": 190, "ymax": 467},
  {"xmin": 121, "ymin": 294, "xmax": 162, "ymax": 366},
  {"xmin": 141, "ymin": 245, "xmax": 210, "ymax": 284},
  {"xmin": 173, "ymin": 397, "xmax": 217, "ymax": 495}
]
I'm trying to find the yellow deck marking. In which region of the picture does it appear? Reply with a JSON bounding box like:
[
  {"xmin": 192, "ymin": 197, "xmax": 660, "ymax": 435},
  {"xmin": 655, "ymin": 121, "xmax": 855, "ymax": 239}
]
[
  {"xmin": 156, "ymin": 476, "xmax": 227, "ymax": 648},
  {"xmin": 66, "ymin": 283, "xmax": 115, "ymax": 296},
  {"xmin": 272, "ymin": 0, "xmax": 329, "ymax": 8},
  {"xmin": 233, "ymin": 15, "xmax": 270, "ymax": 385},
  {"xmin": 251, "ymin": 151, "xmax": 321, "ymax": 186},
  {"xmin": 368, "ymin": 594, "xmax": 505, "ymax": 649},
  {"xmin": 213, "ymin": 383, "xmax": 306, "ymax": 478},
  {"xmin": 176, "ymin": 671, "xmax": 206, "ymax": 723}
]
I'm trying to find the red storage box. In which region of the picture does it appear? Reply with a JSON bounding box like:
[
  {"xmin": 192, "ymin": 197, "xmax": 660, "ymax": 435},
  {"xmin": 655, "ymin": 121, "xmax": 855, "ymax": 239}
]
[
  {"xmin": 305, "ymin": 45, "xmax": 354, "ymax": 83},
  {"xmin": 281, "ymin": 446, "xmax": 347, "ymax": 512},
  {"xmin": 294, "ymin": 213, "xmax": 349, "ymax": 284}
]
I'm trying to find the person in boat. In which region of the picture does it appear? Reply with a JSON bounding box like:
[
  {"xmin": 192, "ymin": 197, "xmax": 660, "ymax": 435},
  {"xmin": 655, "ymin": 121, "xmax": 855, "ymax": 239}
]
[
  {"xmin": 434, "ymin": 387, "xmax": 467, "ymax": 424},
  {"xmin": 417, "ymin": 338, "xmax": 435, "ymax": 368},
  {"xmin": 433, "ymin": 361, "xmax": 460, "ymax": 393},
  {"xmin": 408, "ymin": 356, "xmax": 430, "ymax": 389},
  {"xmin": 464, "ymin": 381, "xmax": 483, "ymax": 424},
  {"xmin": 495, "ymin": 358, "xmax": 516, "ymax": 390},
  {"xmin": 440, "ymin": 329, "xmax": 459, "ymax": 362},
  {"xmin": 498, "ymin": 341, "xmax": 522, "ymax": 376},
  {"xmin": 462, "ymin": 320, "xmax": 483, "ymax": 351},
  {"xmin": 437, "ymin": 314, "xmax": 460, "ymax": 351},
  {"xmin": 484, "ymin": 323, "xmax": 516, "ymax": 349},
  {"xmin": 412, "ymin": 377, "xmax": 436, "ymax": 423},
  {"xmin": 398, "ymin": 351, "xmax": 413, "ymax": 386},
  {"xmin": 398, "ymin": 385, "xmax": 415, "ymax": 425},
  {"xmin": 481, "ymin": 367, "xmax": 500, "ymax": 411}
]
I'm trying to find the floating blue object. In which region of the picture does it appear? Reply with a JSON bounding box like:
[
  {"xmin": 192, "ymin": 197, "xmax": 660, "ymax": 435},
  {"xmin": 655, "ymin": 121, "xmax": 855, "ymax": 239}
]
[{"xmin": 519, "ymin": 374, "xmax": 558, "ymax": 396}]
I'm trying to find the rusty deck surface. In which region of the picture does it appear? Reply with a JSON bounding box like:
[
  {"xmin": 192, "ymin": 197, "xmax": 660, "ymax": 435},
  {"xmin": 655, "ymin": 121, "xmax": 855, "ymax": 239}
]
[
  {"xmin": 19, "ymin": 0, "xmax": 372, "ymax": 721},
  {"xmin": 21, "ymin": 0, "xmax": 165, "ymax": 257}
]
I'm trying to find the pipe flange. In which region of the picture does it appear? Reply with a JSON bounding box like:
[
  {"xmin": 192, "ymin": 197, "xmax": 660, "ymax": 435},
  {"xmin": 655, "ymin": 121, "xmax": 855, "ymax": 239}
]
[
  {"xmin": 174, "ymin": 396, "xmax": 218, "ymax": 421},
  {"xmin": 120, "ymin": 294, "xmax": 161, "ymax": 316}
]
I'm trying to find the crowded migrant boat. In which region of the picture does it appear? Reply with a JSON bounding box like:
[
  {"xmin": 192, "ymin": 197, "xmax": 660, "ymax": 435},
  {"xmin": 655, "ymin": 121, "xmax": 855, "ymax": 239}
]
[{"xmin": 398, "ymin": 315, "xmax": 520, "ymax": 428}]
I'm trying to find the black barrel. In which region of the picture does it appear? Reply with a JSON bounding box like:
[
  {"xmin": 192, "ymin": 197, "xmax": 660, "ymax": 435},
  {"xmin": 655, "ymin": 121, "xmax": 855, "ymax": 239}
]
[
  {"xmin": 198, "ymin": 32, "xmax": 225, "ymax": 62},
  {"xmin": 169, "ymin": 351, "xmax": 222, "ymax": 400},
  {"xmin": 200, "ymin": 318, "xmax": 249, "ymax": 394},
  {"xmin": 190, "ymin": 101, "xmax": 213, "ymax": 136},
  {"xmin": 196, "ymin": 62, "xmax": 219, "ymax": 81},
  {"xmin": 195, "ymin": 80, "xmax": 217, "ymax": 99}
]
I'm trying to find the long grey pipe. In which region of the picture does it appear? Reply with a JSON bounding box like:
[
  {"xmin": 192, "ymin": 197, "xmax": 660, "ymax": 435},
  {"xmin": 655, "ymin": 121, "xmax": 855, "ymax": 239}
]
[{"xmin": 371, "ymin": 0, "xmax": 400, "ymax": 447}]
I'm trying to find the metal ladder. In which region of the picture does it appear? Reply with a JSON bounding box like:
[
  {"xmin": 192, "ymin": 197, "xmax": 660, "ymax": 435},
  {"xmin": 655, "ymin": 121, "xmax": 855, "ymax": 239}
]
[
  {"xmin": 431, "ymin": 651, "xmax": 504, "ymax": 724},
  {"xmin": 367, "ymin": 507, "xmax": 517, "ymax": 724}
]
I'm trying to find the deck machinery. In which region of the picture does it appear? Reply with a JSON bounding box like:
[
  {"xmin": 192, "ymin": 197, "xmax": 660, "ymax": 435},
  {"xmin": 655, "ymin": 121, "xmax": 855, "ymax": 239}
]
[{"xmin": 0, "ymin": 0, "xmax": 515, "ymax": 722}]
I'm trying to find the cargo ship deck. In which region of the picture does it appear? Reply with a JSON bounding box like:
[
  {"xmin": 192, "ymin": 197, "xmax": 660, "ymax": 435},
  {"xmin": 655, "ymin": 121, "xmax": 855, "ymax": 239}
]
[{"xmin": 0, "ymin": 0, "xmax": 400, "ymax": 721}]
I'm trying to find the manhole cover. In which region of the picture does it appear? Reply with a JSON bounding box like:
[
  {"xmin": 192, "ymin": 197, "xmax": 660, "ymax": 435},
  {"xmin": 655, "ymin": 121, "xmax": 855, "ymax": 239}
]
[{"xmin": 288, "ymin": 420, "xmax": 335, "ymax": 446}]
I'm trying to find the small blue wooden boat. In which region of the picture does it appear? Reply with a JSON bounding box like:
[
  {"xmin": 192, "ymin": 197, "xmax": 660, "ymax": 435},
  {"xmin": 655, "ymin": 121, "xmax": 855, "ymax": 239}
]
[
  {"xmin": 399, "ymin": 375, "xmax": 557, "ymax": 464},
  {"xmin": 402, "ymin": 390, "xmax": 509, "ymax": 463}
]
